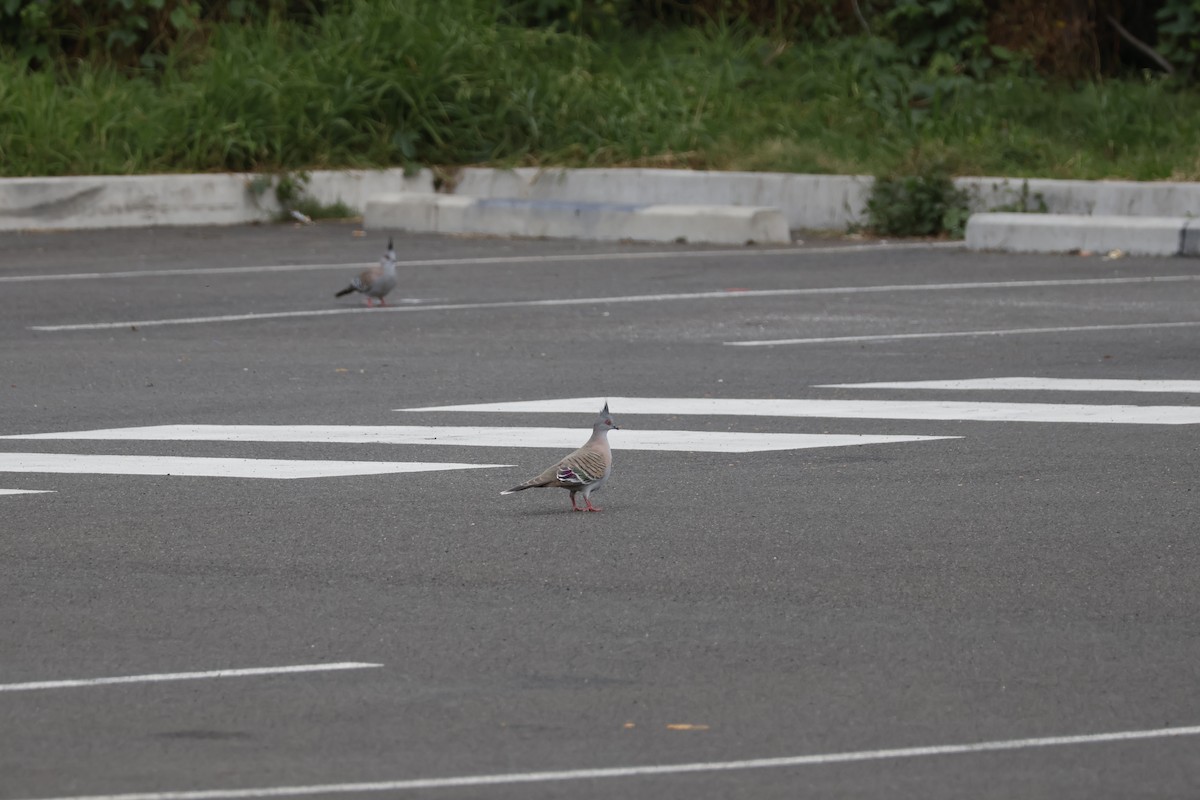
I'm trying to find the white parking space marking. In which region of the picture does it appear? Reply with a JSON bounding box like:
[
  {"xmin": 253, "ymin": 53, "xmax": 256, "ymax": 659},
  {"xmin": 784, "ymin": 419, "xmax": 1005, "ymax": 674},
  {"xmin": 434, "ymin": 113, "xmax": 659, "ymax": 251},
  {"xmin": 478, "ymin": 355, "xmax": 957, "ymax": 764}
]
[
  {"xmin": 28, "ymin": 275, "xmax": 1200, "ymax": 332},
  {"xmin": 0, "ymin": 241, "xmax": 962, "ymax": 284},
  {"xmin": 820, "ymin": 377, "xmax": 1200, "ymax": 393},
  {"xmin": 0, "ymin": 662, "xmax": 382, "ymax": 693},
  {"xmin": 726, "ymin": 320, "xmax": 1200, "ymax": 346},
  {"xmin": 0, "ymin": 453, "xmax": 511, "ymax": 479},
  {"xmin": 2, "ymin": 425, "xmax": 958, "ymax": 454},
  {"xmin": 0, "ymin": 488, "xmax": 55, "ymax": 496},
  {"xmin": 405, "ymin": 397, "xmax": 1200, "ymax": 425},
  {"xmin": 14, "ymin": 722, "xmax": 1200, "ymax": 800},
  {"xmin": 1, "ymin": 261, "xmax": 363, "ymax": 284}
]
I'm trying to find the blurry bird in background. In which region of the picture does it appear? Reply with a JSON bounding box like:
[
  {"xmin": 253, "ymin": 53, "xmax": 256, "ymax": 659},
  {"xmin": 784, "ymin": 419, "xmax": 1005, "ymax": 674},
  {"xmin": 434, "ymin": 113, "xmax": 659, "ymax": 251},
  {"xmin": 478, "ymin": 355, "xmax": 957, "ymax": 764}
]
[{"xmin": 335, "ymin": 236, "xmax": 397, "ymax": 307}]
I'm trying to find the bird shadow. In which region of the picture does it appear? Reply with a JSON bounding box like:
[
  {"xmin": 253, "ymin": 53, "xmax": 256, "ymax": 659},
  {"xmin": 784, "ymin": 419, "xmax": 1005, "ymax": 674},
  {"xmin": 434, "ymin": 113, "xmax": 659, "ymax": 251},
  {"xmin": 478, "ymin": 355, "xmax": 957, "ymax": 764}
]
[{"xmin": 509, "ymin": 507, "xmax": 614, "ymax": 518}]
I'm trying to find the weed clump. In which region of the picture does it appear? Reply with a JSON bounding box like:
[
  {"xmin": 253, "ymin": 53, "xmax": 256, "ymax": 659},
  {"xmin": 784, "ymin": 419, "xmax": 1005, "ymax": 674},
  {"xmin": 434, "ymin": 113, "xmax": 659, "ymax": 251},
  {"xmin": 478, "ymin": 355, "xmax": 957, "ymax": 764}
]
[
  {"xmin": 248, "ymin": 171, "xmax": 355, "ymax": 223},
  {"xmin": 865, "ymin": 170, "xmax": 971, "ymax": 238}
]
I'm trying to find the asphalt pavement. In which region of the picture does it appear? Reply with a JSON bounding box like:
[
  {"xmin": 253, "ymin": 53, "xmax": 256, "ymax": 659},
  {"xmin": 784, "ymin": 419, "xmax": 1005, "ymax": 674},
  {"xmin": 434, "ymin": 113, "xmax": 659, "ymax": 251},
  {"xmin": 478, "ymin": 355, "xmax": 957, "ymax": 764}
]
[{"xmin": 2, "ymin": 222, "xmax": 1199, "ymax": 799}]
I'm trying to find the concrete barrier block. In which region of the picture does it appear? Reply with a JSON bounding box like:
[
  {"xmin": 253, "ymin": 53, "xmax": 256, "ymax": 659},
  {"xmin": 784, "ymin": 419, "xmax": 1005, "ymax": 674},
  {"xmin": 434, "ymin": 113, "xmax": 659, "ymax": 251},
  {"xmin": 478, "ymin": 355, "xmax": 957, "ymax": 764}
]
[
  {"xmin": 966, "ymin": 212, "xmax": 1190, "ymax": 256},
  {"xmin": 364, "ymin": 194, "xmax": 791, "ymax": 245},
  {"xmin": 451, "ymin": 167, "xmax": 871, "ymax": 230},
  {"xmin": 365, "ymin": 193, "xmax": 473, "ymax": 232},
  {"xmin": 632, "ymin": 205, "xmax": 790, "ymax": 244},
  {"xmin": 469, "ymin": 198, "xmax": 595, "ymax": 238}
]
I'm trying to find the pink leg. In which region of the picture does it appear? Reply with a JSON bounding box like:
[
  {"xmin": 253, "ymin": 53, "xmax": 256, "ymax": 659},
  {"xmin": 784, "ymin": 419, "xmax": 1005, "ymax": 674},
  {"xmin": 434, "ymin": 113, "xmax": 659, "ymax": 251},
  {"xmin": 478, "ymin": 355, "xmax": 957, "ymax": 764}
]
[
  {"xmin": 584, "ymin": 497, "xmax": 602, "ymax": 512},
  {"xmin": 378, "ymin": 297, "xmax": 388, "ymax": 307},
  {"xmin": 570, "ymin": 493, "xmax": 582, "ymax": 512}
]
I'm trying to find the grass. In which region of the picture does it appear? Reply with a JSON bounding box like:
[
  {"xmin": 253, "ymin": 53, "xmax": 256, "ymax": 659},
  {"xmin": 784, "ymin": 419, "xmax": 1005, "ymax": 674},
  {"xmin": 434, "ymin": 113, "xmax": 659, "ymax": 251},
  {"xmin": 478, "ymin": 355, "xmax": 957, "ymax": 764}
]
[{"xmin": 2, "ymin": 0, "xmax": 1200, "ymax": 181}]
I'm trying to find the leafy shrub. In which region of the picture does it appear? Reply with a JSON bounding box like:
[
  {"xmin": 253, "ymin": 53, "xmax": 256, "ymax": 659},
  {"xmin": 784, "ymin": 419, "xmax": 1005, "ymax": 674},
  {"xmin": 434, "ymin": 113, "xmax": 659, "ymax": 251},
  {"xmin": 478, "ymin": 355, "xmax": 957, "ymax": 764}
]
[
  {"xmin": 864, "ymin": 169, "xmax": 970, "ymax": 238},
  {"xmin": 1157, "ymin": 0, "xmax": 1200, "ymax": 80},
  {"xmin": 0, "ymin": 0, "xmax": 329, "ymax": 69},
  {"xmin": 885, "ymin": 0, "xmax": 992, "ymax": 77},
  {"xmin": 500, "ymin": 0, "xmax": 845, "ymax": 39},
  {"xmin": 500, "ymin": 0, "xmax": 624, "ymax": 37}
]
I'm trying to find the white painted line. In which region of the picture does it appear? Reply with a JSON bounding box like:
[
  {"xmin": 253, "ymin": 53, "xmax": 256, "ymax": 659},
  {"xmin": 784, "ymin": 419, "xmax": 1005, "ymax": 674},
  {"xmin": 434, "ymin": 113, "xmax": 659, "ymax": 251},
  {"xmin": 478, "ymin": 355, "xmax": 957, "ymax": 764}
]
[
  {"xmin": 0, "ymin": 453, "xmax": 512, "ymax": 479},
  {"xmin": 0, "ymin": 241, "xmax": 962, "ymax": 284},
  {"xmin": 726, "ymin": 320, "xmax": 1200, "ymax": 346},
  {"xmin": 13, "ymin": 722, "xmax": 1200, "ymax": 800},
  {"xmin": 403, "ymin": 396, "xmax": 1200, "ymax": 425},
  {"xmin": 1, "ymin": 425, "xmax": 958, "ymax": 453},
  {"xmin": 0, "ymin": 488, "xmax": 55, "ymax": 496},
  {"xmin": 29, "ymin": 275, "xmax": 1200, "ymax": 332},
  {"xmin": 821, "ymin": 377, "xmax": 1200, "ymax": 393},
  {"xmin": 0, "ymin": 662, "xmax": 382, "ymax": 693},
  {"xmin": 1, "ymin": 261, "xmax": 364, "ymax": 284}
]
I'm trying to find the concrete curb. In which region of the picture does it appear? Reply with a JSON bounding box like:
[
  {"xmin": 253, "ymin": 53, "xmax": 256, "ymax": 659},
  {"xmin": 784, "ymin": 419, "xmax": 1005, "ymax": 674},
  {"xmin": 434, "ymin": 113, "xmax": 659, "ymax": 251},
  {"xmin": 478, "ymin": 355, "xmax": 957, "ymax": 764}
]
[
  {"xmin": 966, "ymin": 213, "xmax": 1200, "ymax": 256},
  {"xmin": 447, "ymin": 169, "xmax": 1200, "ymax": 226},
  {"xmin": 962, "ymin": 176, "xmax": 1200, "ymax": 217},
  {"xmin": 2, "ymin": 167, "xmax": 1199, "ymax": 257},
  {"xmin": 364, "ymin": 193, "xmax": 791, "ymax": 245},
  {"xmin": 0, "ymin": 169, "xmax": 433, "ymax": 231}
]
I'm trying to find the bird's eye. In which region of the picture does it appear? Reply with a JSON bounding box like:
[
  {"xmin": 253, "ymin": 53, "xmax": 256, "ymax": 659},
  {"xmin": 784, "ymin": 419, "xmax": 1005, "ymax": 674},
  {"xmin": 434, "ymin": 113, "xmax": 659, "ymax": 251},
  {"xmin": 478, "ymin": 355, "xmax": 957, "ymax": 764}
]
[{"xmin": 605, "ymin": 419, "xmax": 612, "ymax": 425}]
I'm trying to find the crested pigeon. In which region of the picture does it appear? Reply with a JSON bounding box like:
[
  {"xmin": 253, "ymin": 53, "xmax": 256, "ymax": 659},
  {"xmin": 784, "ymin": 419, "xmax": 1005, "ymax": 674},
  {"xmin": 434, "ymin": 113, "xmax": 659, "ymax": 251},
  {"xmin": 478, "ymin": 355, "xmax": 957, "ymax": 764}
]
[
  {"xmin": 335, "ymin": 237, "xmax": 397, "ymax": 306},
  {"xmin": 501, "ymin": 402, "xmax": 619, "ymax": 512}
]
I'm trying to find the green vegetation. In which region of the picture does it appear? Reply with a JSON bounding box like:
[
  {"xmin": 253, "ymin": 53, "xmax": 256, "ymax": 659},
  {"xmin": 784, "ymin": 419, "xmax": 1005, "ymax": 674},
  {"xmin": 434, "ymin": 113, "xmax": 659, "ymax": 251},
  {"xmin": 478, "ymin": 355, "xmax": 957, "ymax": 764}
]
[
  {"xmin": 2, "ymin": 1, "xmax": 1199, "ymax": 182},
  {"xmin": 1157, "ymin": 0, "xmax": 1200, "ymax": 80},
  {"xmin": 248, "ymin": 171, "xmax": 355, "ymax": 222},
  {"xmin": 864, "ymin": 169, "xmax": 971, "ymax": 238}
]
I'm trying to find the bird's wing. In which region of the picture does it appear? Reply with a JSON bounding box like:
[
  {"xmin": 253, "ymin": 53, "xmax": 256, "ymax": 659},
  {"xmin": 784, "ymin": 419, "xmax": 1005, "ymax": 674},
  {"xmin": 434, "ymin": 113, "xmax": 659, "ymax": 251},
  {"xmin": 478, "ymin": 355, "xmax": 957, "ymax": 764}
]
[
  {"xmin": 353, "ymin": 265, "xmax": 382, "ymax": 291},
  {"xmin": 555, "ymin": 446, "xmax": 609, "ymax": 486},
  {"xmin": 513, "ymin": 444, "xmax": 600, "ymax": 489}
]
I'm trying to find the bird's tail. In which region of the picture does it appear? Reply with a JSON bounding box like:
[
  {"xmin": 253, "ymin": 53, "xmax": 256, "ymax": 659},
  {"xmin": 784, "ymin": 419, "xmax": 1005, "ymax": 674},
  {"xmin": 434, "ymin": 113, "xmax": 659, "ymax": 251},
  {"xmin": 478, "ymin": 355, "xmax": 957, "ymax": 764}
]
[
  {"xmin": 334, "ymin": 286, "xmax": 354, "ymax": 297},
  {"xmin": 500, "ymin": 484, "xmax": 530, "ymax": 495}
]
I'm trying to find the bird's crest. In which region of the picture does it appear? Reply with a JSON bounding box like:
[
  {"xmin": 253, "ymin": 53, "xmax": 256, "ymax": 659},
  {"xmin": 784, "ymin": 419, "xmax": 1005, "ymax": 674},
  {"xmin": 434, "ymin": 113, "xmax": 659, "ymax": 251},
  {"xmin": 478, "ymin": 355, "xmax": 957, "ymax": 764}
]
[{"xmin": 595, "ymin": 400, "xmax": 619, "ymax": 430}]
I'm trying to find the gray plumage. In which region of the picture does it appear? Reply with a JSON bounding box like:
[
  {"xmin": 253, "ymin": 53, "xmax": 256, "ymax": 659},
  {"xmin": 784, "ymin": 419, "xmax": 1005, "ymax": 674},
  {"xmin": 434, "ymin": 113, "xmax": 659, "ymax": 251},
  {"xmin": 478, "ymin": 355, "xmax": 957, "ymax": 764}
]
[
  {"xmin": 336, "ymin": 237, "xmax": 397, "ymax": 306},
  {"xmin": 501, "ymin": 402, "xmax": 619, "ymax": 512}
]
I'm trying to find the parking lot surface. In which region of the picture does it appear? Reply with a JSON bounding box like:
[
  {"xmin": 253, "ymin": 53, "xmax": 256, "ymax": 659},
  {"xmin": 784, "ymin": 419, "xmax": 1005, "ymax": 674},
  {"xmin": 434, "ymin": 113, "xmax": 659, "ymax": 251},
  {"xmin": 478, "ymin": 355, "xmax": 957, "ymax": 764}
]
[{"xmin": 3, "ymin": 223, "xmax": 1199, "ymax": 799}]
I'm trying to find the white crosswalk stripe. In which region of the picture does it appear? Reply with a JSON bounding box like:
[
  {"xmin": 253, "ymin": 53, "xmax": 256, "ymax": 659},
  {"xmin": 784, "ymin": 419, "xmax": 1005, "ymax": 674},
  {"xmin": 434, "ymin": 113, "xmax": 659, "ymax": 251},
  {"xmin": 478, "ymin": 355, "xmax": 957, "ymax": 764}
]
[
  {"xmin": 2, "ymin": 425, "xmax": 956, "ymax": 454},
  {"xmin": 10, "ymin": 379, "xmax": 1195, "ymax": 484},
  {"xmin": 820, "ymin": 377, "xmax": 1200, "ymax": 393},
  {"xmin": 0, "ymin": 453, "xmax": 511, "ymax": 480},
  {"xmin": 402, "ymin": 396, "xmax": 1200, "ymax": 425}
]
